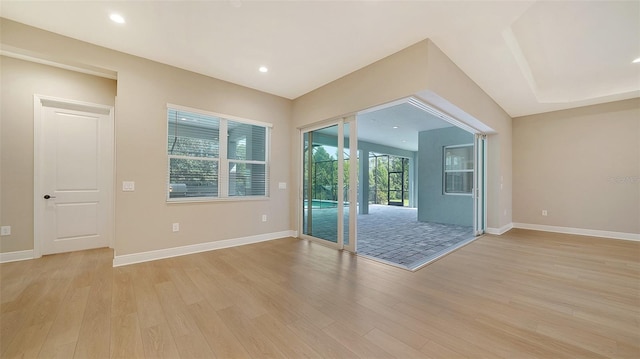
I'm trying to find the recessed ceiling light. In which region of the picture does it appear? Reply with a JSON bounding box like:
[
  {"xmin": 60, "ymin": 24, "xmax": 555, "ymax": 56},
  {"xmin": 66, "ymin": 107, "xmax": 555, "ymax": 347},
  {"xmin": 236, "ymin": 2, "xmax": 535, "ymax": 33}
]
[
  {"xmin": 110, "ymin": 13, "xmax": 125, "ymax": 24},
  {"xmin": 392, "ymin": 126, "xmax": 399, "ymax": 129},
  {"xmin": 633, "ymin": 57, "xmax": 640, "ymax": 64},
  {"xmin": 259, "ymin": 66, "xmax": 268, "ymax": 73}
]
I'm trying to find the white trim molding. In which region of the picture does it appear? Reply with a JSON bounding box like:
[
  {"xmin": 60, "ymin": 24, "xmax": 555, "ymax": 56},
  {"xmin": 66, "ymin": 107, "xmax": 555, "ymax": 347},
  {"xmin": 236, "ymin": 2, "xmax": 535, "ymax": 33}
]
[
  {"xmin": 486, "ymin": 223, "xmax": 514, "ymax": 235},
  {"xmin": 0, "ymin": 250, "xmax": 35, "ymax": 263},
  {"xmin": 113, "ymin": 230, "xmax": 296, "ymax": 267},
  {"xmin": 1, "ymin": 47, "xmax": 117, "ymax": 79},
  {"xmin": 513, "ymin": 223, "xmax": 640, "ymax": 241}
]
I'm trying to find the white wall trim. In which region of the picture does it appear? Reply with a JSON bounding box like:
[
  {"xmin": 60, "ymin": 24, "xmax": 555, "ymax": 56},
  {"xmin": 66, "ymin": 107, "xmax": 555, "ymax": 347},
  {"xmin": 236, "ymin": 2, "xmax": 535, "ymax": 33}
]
[
  {"xmin": 513, "ymin": 223, "xmax": 640, "ymax": 241},
  {"xmin": 1, "ymin": 47, "xmax": 118, "ymax": 79},
  {"xmin": 486, "ymin": 223, "xmax": 514, "ymax": 235},
  {"xmin": 0, "ymin": 250, "xmax": 35, "ymax": 263},
  {"xmin": 113, "ymin": 230, "xmax": 296, "ymax": 267}
]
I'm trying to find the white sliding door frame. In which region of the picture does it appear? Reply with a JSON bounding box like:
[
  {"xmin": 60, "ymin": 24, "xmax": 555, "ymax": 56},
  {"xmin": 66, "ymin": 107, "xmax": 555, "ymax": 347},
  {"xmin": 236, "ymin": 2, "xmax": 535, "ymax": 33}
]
[
  {"xmin": 298, "ymin": 118, "xmax": 357, "ymax": 252},
  {"xmin": 473, "ymin": 134, "xmax": 487, "ymax": 235}
]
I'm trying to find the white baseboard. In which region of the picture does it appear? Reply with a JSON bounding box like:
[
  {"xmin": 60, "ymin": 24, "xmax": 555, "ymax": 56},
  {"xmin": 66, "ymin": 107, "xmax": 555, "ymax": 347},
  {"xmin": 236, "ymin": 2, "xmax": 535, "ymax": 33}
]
[
  {"xmin": 0, "ymin": 249, "xmax": 35, "ymax": 263},
  {"xmin": 486, "ymin": 223, "xmax": 514, "ymax": 235},
  {"xmin": 113, "ymin": 230, "xmax": 296, "ymax": 267},
  {"xmin": 512, "ymin": 223, "xmax": 640, "ymax": 241}
]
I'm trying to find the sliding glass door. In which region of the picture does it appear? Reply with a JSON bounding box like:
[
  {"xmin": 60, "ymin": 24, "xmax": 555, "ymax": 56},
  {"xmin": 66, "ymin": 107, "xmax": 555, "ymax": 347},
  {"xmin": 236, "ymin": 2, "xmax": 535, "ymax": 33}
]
[{"xmin": 301, "ymin": 118, "xmax": 357, "ymax": 251}]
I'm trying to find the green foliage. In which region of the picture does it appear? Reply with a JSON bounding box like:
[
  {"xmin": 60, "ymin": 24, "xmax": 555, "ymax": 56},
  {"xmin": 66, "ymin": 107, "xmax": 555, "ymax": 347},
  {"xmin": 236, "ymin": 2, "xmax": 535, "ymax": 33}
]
[
  {"xmin": 369, "ymin": 155, "xmax": 409, "ymax": 205},
  {"xmin": 168, "ymin": 136, "xmax": 218, "ymax": 158},
  {"xmin": 303, "ymin": 144, "xmax": 355, "ymax": 202},
  {"xmin": 312, "ymin": 146, "xmax": 336, "ymax": 201}
]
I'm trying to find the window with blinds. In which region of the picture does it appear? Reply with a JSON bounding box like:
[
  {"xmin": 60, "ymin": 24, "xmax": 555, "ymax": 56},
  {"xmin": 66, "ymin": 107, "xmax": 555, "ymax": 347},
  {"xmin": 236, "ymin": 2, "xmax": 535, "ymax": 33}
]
[
  {"xmin": 167, "ymin": 106, "xmax": 270, "ymax": 201},
  {"xmin": 443, "ymin": 144, "xmax": 473, "ymax": 195}
]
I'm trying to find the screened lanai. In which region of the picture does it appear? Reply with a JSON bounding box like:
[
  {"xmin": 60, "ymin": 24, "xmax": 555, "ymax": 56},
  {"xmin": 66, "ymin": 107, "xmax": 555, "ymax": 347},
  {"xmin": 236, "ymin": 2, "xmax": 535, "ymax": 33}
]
[{"xmin": 301, "ymin": 99, "xmax": 481, "ymax": 270}]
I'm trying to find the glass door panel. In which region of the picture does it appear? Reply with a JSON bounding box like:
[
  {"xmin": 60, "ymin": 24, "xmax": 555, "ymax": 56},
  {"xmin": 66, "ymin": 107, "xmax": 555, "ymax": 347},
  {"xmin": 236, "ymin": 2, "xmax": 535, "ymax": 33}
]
[
  {"xmin": 388, "ymin": 170, "xmax": 403, "ymax": 206},
  {"xmin": 302, "ymin": 125, "xmax": 340, "ymax": 244},
  {"xmin": 343, "ymin": 122, "xmax": 350, "ymax": 246},
  {"xmin": 344, "ymin": 117, "xmax": 358, "ymax": 252},
  {"xmin": 301, "ymin": 118, "xmax": 357, "ymax": 251}
]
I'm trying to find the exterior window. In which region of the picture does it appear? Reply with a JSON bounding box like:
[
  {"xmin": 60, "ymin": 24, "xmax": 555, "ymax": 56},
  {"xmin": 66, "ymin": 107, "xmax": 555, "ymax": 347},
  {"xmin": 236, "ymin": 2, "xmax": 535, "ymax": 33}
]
[
  {"xmin": 444, "ymin": 144, "xmax": 473, "ymax": 195},
  {"xmin": 167, "ymin": 106, "xmax": 269, "ymax": 201},
  {"xmin": 227, "ymin": 122, "xmax": 267, "ymax": 197}
]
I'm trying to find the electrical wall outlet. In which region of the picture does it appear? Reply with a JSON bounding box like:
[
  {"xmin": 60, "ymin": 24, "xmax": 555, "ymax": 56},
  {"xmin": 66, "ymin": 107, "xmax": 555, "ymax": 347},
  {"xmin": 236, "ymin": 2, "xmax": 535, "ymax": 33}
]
[
  {"xmin": 0, "ymin": 226, "xmax": 11, "ymax": 236},
  {"xmin": 122, "ymin": 181, "xmax": 135, "ymax": 191},
  {"xmin": 172, "ymin": 223, "xmax": 180, "ymax": 232},
  {"xmin": 542, "ymin": 210, "xmax": 548, "ymax": 216},
  {"xmin": 261, "ymin": 215, "xmax": 267, "ymax": 222}
]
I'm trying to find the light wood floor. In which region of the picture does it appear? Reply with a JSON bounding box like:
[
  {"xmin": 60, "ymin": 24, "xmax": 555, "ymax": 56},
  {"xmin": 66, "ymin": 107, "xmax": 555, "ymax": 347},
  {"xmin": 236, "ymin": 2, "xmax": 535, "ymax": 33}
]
[{"xmin": 1, "ymin": 229, "xmax": 639, "ymax": 358}]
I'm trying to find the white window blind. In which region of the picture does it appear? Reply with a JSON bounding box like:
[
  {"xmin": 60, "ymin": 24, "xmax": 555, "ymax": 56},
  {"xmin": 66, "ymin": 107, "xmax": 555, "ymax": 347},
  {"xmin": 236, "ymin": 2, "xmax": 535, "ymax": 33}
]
[
  {"xmin": 227, "ymin": 122, "xmax": 268, "ymax": 197},
  {"xmin": 167, "ymin": 106, "xmax": 270, "ymax": 201},
  {"xmin": 444, "ymin": 144, "xmax": 473, "ymax": 195}
]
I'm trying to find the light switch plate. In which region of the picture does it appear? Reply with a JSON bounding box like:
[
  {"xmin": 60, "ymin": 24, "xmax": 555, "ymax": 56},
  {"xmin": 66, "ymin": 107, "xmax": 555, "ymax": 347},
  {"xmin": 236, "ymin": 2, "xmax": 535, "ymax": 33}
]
[
  {"xmin": 122, "ymin": 181, "xmax": 135, "ymax": 191},
  {"xmin": 0, "ymin": 226, "xmax": 11, "ymax": 236}
]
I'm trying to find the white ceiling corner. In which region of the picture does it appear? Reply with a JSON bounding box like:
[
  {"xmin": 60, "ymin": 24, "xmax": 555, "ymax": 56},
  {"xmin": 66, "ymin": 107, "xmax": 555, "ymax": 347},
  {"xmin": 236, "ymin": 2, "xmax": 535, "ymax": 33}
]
[{"xmin": 508, "ymin": 1, "xmax": 640, "ymax": 106}]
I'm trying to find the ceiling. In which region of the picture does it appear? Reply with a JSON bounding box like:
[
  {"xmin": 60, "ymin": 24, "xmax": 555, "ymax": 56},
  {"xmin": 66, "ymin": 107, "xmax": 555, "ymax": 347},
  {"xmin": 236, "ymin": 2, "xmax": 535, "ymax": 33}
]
[
  {"xmin": 357, "ymin": 101, "xmax": 453, "ymax": 152},
  {"xmin": 316, "ymin": 101, "xmax": 454, "ymax": 152},
  {"xmin": 1, "ymin": 1, "xmax": 638, "ymax": 117}
]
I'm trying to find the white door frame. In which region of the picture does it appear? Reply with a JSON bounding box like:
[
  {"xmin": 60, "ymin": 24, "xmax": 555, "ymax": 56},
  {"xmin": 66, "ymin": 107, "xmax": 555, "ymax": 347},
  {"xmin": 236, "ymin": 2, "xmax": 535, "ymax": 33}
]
[
  {"xmin": 298, "ymin": 118, "xmax": 357, "ymax": 252},
  {"xmin": 33, "ymin": 94, "xmax": 115, "ymax": 258},
  {"xmin": 474, "ymin": 134, "xmax": 487, "ymax": 235},
  {"xmin": 298, "ymin": 121, "xmax": 343, "ymax": 250},
  {"xmin": 345, "ymin": 115, "xmax": 358, "ymax": 253}
]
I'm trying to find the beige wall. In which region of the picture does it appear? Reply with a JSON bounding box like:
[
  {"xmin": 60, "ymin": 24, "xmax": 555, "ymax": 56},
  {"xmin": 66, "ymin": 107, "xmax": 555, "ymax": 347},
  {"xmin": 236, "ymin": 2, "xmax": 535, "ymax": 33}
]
[
  {"xmin": 1, "ymin": 19, "xmax": 292, "ymax": 255},
  {"xmin": 290, "ymin": 41, "xmax": 430, "ymax": 231},
  {"xmin": 291, "ymin": 41, "xmax": 430, "ymax": 126},
  {"xmin": 423, "ymin": 41, "xmax": 513, "ymax": 231},
  {"xmin": 513, "ymin": 98, "xmax": 640, "ymax": 234},
  {"xmin": 0, "ymin": 56, "xmax": 117, "ymax": 252},
  {"xmin": 291, "ymin": 40, "xmax": 513, "ymax": 232}
]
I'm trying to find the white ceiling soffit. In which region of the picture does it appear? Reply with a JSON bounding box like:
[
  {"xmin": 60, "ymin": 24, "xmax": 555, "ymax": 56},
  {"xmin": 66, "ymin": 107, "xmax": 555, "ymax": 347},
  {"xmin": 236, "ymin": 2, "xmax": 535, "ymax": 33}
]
[
  {"xmin": 356, "ymin": 102, "xmax": 453, "ymax": 152},
  {"xmin": 1, "ymin": 1, "xmax": 638, "ymax": 117},
  {"xmin": 313, "ymin": 99, "xmax": 458, "ymax": 152}
]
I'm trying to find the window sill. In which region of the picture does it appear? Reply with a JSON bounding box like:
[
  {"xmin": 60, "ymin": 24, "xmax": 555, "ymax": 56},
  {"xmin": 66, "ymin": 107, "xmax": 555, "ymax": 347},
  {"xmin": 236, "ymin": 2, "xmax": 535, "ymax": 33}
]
[{"xmin": 167, "ymin": 196, "xmax": 270, "ymax": 204}]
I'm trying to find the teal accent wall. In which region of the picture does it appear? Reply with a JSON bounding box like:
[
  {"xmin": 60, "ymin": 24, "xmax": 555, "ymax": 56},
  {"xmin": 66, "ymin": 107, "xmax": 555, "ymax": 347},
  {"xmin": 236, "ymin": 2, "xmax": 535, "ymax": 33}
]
[{"xmin": 417, "ymin": 127, "xmax": 473, "ymax": 226}]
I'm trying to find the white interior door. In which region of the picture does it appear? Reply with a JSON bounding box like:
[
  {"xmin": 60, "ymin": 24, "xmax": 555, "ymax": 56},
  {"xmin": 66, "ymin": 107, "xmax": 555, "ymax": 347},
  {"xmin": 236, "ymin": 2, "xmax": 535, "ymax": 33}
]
[{"xmin": 35, "ymin": 96, "xmax": 113, "ymax": 256}]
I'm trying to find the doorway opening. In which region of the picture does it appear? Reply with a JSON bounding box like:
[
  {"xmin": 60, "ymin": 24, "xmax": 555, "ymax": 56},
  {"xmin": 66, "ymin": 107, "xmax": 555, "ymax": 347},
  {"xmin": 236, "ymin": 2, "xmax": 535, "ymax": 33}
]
[
  {"xmin": 369, "ymin": 153, "xmax": 409, "ymax": 207},
  {"xmin": 299, "ymin": 97, "xmax": 486, "ymax": 270}
]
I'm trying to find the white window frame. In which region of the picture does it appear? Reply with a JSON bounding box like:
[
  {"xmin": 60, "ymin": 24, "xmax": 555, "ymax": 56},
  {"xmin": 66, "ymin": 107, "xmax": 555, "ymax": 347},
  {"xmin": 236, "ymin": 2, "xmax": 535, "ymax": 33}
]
[
  {"xmin": 443, "ymin": 143, "xmax": 474, "ymax": 196},
  {"xmin": 166, "ymin": 104, "xmax": 272, "ymax": 202}
]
